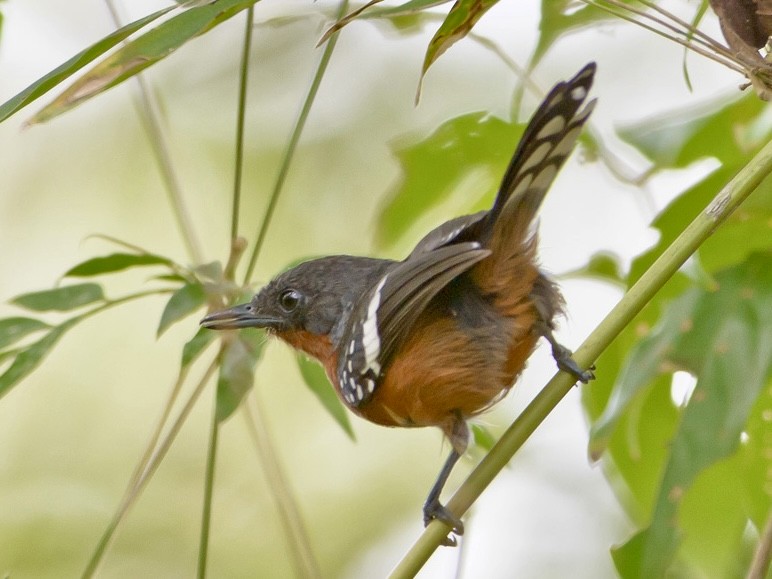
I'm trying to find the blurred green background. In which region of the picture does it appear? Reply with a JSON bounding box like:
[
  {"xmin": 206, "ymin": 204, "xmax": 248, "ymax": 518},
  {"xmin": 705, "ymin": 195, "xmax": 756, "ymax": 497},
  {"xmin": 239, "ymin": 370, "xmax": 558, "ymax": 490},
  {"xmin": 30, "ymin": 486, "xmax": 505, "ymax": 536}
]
[{"xmin": 0, "ymin": 0, "xmax": 763, "ymax": 577}]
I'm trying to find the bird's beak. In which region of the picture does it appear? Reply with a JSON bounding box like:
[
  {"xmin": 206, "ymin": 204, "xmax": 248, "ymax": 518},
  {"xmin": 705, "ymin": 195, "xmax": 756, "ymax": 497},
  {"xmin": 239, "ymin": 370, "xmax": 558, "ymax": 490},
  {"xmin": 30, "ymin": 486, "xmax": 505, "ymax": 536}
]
[{"xmin": 200, "ymin": 303, "xmax": 280, "ymax": 330}]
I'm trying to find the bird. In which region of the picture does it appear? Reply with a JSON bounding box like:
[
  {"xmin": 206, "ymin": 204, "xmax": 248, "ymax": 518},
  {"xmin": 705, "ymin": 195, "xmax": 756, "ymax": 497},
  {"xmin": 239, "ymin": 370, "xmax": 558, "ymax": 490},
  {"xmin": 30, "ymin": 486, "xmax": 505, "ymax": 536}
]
[{"xmin": 201, "ymin": 63, "xmax": 597, "ymax": 545}]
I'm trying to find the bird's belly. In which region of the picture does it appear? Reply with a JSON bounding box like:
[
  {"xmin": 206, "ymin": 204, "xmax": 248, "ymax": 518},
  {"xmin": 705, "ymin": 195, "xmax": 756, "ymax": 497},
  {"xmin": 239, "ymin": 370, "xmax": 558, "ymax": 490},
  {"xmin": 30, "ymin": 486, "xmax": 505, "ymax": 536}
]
[{"xmin": 356, "ymin": 315, "xmax": 538, "ymax": 430}]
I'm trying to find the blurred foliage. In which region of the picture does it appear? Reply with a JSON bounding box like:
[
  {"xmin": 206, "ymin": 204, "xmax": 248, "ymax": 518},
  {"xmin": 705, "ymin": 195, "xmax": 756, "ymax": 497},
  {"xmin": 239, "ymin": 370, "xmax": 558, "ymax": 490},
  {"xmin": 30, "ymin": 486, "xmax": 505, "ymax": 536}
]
[
  {"xmin": 0, "ymin": 0, "xmax": 771, "ymax": 577},
  {"xmin": 582, "ymin": 94, "xmax": 772, "ymax": 577}
]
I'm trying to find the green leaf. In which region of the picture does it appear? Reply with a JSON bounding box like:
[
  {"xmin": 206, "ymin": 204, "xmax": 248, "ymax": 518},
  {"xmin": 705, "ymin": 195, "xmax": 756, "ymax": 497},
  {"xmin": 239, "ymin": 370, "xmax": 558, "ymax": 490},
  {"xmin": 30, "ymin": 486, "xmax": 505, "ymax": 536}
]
[
  {"xmin": 619, "ymin": 94, "xmax": 768, "ymax": 169},
  {"xmin": 216, "ymin": 332, "xmax": 264, "ymax": 422},
  {"xmin": 30, "ymin": 0, "xmax": 260, "ymax": 124},
  {"xmin": 157, "ymin": 283, "xmax": 206, "ymax": 337},
  {"xmin": 296, "ymin": 354, "xmax": 355, "ymax": 440},
  {"xmin": 533, "ymin": 0, "xmax": 613, "ymax": 70},
  {"xmin": 64, "ymin": 252, "xmax": 172, "ymax": 277},
  {"xmin": 378, "ymin": 112, "xmax": 524, "ymax": 248},
  {"xmin": 471, "ymin": 423, "xmax": 495, "ymax": 451},
  {"xmin": 12, "ymin": 283, "xmax": 105, "ymax": 312},
  {"xmin": 0, "ymin": 322, "xmax": 74, "ymax": 400},
  {"xmin": 0, "ymin": 5, "xmax": 175, "ymax": 123},
  {"xmin": 419, "ymin": 0, "xmax": 499, "ymax": 90},
  {"xmin": 624, "ymin": 94, "xmax": 772, "ymax": 285},
  {"xmin": 0, "ymin": 317, "xmax": 51, "ymax": 350},
  {"xmin": 563, "ymin": 251, "xmax": 625, "ymax": 285},
  {"xmin": 182, "ymin": 327, "xmax": 216, "ymax": 369},
  {"xmin": 603, "ymin": 254, "xmax": 772, "ymax": 577}
]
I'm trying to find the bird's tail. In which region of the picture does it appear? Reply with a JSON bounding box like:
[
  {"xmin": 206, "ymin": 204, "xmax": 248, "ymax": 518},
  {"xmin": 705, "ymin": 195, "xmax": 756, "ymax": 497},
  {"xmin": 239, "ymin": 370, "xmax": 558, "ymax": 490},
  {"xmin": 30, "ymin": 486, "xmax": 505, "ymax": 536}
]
[
  {"xmin": 473, "ymin": 63, "xmax": 596, "ymax": 301},
  {"xmin": 485, "ymin": 63, "xmax": 596, "ymax": 250}
]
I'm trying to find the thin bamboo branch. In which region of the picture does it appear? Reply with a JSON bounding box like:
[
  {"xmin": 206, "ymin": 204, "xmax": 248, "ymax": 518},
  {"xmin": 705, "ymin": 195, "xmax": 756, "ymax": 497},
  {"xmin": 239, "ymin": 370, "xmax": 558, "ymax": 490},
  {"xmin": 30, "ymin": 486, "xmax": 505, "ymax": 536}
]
[
  {"xmin": 389, "ymin": 127, "xmax": 772, "ymax": 579},
  {"xmin": 747, "ymin": 510, "xmax": 772, "ymax": 579},
  {"xmin": 231, "ymin": 7, "xmax": 255, "ymax": 242},
  {"xmin": 103, "ymin": 0, "xmax": 205, "ymax": 265},
  {"xmin": 82, "ymin": 354, "xmax": 220, "ymax": 578},
  {"xmin": 242, "ymin": 0, "xmax": 351, "ymax": 284},
  {"xmin": 197, "ymin": 387, "xmax": 221, "ymax": 579},
  {"xmin": 242, "ymin": 395, "xmax": 322, "ymax": 579}
]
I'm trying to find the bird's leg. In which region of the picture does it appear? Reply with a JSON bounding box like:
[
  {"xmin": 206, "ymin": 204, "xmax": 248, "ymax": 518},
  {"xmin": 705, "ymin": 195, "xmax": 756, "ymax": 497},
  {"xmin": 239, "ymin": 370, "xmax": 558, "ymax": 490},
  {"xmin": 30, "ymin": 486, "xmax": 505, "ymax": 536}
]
[
  {"xmin": 532, "ymin": 296, "xmax": 594, "ymax": 384},
  {"xmin": 543, "ymin": 325, "xmax": 594, "ymax": 383},
  {"xmin": 424, "ymin": 416, "xmax": 468, "ymax": 546}
]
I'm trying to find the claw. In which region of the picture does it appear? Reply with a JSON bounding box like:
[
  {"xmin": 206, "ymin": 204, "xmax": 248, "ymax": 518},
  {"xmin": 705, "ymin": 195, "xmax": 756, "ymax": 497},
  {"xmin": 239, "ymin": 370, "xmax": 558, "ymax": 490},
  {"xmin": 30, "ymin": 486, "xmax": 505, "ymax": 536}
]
[
  {"xmin": 551, "ymin": 343, "xmax": 594, "ymax": 384},
  {"xmin": 424, "ymin": 499, "xmax": 464, "ymax": 546}
]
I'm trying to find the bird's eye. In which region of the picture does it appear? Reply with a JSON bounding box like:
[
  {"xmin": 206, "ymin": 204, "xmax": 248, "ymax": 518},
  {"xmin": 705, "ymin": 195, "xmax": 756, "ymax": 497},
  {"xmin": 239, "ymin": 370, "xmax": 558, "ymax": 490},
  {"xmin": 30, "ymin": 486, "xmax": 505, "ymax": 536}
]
[{"xmin": 278, "ymin": 289, "xmax": 301, "ymax": 312}]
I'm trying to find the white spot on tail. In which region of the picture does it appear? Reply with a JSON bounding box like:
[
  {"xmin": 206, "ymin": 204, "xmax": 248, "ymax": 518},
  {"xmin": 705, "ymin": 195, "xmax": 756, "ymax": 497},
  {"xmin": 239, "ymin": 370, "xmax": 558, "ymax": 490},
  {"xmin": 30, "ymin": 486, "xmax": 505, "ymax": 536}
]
[
  {"xmin": 519, "ymin": 142, "xmax": 552, "ymax": 174},
  {"xmin": 361, "ymin": 274, "xmax": 387, "ymax": 376},
  {"xmin": 531, "ymin": 163, "xmax": 558, "ymax": 192},
  {"xmin": 570, "ymin": 86, "xmax": 587, "ymax": 101},
  {"xmin": 536, "ymin": 115, "xmax": 566, "ymax": 139},
  {"xmin": 549, "ymin": 126, "xmax": 583, "ymax": 160}
]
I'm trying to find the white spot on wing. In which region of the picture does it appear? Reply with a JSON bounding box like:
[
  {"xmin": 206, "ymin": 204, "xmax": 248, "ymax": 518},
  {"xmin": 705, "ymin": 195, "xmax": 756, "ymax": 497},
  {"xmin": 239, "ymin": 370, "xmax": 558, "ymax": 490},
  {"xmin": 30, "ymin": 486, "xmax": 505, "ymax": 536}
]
[{"xmin": 362, "ymin": 274, "xmax": 387, "ymax": 376}]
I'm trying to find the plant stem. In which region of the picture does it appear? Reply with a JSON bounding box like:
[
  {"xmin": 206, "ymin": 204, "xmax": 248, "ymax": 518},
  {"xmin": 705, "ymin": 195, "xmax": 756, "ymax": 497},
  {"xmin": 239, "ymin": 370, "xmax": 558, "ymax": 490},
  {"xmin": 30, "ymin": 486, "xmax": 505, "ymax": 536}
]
[
  {"xmin": 747, "ymin": 510, "xmax": 772, "ymax": 579},
  {"xmin": 231, "ymin": 7, "xmax": 255, "ymax": 242},
  {"xmin": 389, "ymin": 122, "xmax": 772, "ymax": 579},
  {"xmin": 103, "ymin": 0, "xmax": 205, "ymax": 265},
  {"xmin": 82, "ymin": 354, "xmax": 219, "ymax": 578},
  {"xmin": 242, "ymin": 0, "xmax": 350, "ymax": 284},
  {"xmin": 198, "ymin": 387, "xmax": 221, "ymax": 579},
  {"xmin": 242, "ymin": 395, "xmax": 322, "ymax": 579}
]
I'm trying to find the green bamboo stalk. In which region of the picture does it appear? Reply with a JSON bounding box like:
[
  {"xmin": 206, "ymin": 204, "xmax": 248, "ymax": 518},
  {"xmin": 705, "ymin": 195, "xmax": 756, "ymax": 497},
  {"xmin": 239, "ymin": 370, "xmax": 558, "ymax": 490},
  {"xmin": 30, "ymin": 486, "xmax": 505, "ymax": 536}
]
[
  {"xmin": 197, "ymin": 388, "xmax": 221, "ymax": 579},
  {"xmin": 242, "ymin": 397, "xmax": 322, "ymax": 578},
  {"xmin": 82, "ymin": 355, "xmax": 220, "ymax": 578},
  {"xmin": 389, "ymin": 133, "xmax": 772, "ymax": 578},
  {"xmin": 242, "ymin": 0, "xmax": 350, "ymax": 284},
  {"xmin": 103, "ymin": 0, "xmax": 204, "ymax": 264},
  {"xmin": 231, "ymin": 7, "xmax": 255, "ymax": 241}
]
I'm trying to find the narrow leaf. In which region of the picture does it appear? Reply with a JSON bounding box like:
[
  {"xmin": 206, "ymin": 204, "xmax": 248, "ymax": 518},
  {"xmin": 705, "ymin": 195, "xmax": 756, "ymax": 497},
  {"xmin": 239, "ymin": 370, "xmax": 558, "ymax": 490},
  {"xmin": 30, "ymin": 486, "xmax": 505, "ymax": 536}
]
[
  {"xmin": 157, "ymin": 283, "xmax": 206, "ymax": 337},
  {"xmin": 216, "ymin": 332, "xmax": 264, "ymax": 422},
  {"xmin": 0, "ymin": 6, "xmax": 175, "ymax": 123},
  {"xmin": 605, "ymin": 254, "xmax": 772, "ymax": 576},
  {"xmin": 0, "ymin": 323, "xmax": 73, "ymax": 399},
  {"xmin": 0, "ymin": 317, "xmax": 51, "ymax": 350},
  {"xmin": 296, "ymin": 354, "xmax": 355, "ymax": 440},
  {"xmin": 31, "ymin": 0, "xmax": 260, "ymax": 124},
  {"xmin": 12, "ymin": 283, "xmax": 105, "ymax": 312},
  {"xmin": 182, "ymin": 327, "xmax": 216, "ymax": 369},
  {"xmin": 64, "ymin": 252, "xmax": 172, "ymax": 277},
  {"xmin": 418, "ymin": 0, "xmax": 499, "ymax": 96},
  {"xmin": 533, "ymin": 0, "xmax": 613, "ymax": 70}
]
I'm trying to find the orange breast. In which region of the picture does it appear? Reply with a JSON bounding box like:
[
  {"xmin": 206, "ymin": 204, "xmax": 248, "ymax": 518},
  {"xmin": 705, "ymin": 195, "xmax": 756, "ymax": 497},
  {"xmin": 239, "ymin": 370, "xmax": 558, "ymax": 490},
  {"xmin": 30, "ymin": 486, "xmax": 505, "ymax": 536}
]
[{"xmin": 356, "ymin": 307, "xmax": 538, "ymax": 438}]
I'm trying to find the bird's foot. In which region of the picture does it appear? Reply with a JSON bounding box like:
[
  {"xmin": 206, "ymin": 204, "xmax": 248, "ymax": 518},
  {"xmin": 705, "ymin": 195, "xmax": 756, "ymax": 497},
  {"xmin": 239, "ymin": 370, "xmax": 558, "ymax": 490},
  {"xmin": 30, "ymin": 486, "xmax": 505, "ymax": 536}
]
[
  {"xmin": 552, "ymin": 343, "xmax": 595, "ymax": 384},
  {"xmin": 423, "ymin": 499, "xmax": 464, "ymax": 547}
]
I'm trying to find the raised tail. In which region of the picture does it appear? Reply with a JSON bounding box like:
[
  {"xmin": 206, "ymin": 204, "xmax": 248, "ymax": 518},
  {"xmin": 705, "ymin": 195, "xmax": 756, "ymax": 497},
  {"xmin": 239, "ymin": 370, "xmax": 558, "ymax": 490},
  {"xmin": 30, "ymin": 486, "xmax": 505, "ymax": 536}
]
[
  {"xmin": 485, "ymin": 63, "xmax": 597, "ymax": 244},
  {"xmin": 472, "ymin": 63, "xmax": 596, "ymax": 306}
]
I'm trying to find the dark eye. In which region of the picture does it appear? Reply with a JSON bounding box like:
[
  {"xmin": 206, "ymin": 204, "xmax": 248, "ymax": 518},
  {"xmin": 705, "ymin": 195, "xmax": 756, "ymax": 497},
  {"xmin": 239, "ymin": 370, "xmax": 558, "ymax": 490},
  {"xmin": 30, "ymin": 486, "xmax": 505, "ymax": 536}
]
[{"xmin": 278, "ymin": 289, "xmax": 301, "ymax": 312}]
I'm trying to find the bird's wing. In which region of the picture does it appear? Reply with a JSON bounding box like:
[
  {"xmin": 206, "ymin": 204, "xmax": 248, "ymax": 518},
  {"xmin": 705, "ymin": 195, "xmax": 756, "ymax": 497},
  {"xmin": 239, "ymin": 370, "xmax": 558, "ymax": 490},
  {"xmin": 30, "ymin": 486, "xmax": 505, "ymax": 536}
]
[
  {"xmin": 337, "ymin": 242, "xmax": 490, "ymax": 407},
  {"xmin": 408, "ymin": 211, "xmax": 487, "ymax": 256}
]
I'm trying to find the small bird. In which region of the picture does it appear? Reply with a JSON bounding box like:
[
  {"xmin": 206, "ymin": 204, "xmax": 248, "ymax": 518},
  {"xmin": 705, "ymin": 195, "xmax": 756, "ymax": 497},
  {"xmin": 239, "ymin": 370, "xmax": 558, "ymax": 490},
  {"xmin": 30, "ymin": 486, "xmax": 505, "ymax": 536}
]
[{"xmin": 201, "ymin": 63, "xmax": 597, "ymax": 544}]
